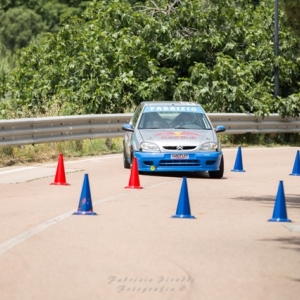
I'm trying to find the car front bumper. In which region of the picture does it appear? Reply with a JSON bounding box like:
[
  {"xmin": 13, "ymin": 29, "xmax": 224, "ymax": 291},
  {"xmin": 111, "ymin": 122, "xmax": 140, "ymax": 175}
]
[{"xmin": 134, "ymin": 151, "xmax": 223, "ymax": 172}]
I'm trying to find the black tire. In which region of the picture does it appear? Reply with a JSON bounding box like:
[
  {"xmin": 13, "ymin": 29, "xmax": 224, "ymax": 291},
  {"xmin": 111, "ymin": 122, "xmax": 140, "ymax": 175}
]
[
  {"xmin": 208, "ymin": 155, "xmax": 224, "ymax": 179},
  {"xmin": 123, "ymin": 145, "xmax": 130, "ymax": 169}
]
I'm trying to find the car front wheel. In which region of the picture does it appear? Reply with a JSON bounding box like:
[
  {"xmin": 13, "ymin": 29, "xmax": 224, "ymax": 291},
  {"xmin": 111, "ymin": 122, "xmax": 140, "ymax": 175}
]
[{"xmin": 208, "ymin": 155, "xmax": 224, "ymax": 179}]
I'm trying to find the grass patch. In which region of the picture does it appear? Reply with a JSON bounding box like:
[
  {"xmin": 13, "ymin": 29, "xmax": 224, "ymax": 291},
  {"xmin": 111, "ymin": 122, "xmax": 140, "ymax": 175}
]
[{"xmin": 0, "ymin": 138, "xmax": 123, "ymax": 167}]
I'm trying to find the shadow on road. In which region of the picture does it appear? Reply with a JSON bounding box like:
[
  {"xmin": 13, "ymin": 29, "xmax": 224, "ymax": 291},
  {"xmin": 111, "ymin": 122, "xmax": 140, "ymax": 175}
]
[
  {"xmin": 231, "ymin": 194, "xmax": 300, "ymax": 209},
  {"xmin": 258, "ymin": 236, "xmax": 300, "ymax": 282},
  {"xmin": 259, "ymin": 236, "xmax": 300, "ymax": 251},
  {"xmin": 139, "ymin": 171, "xmax": 228, "ymax": 180}
]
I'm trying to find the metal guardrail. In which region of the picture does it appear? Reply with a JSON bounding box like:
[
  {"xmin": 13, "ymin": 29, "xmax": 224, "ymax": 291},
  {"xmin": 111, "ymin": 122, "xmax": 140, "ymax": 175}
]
[
  {"xmin": 208, "ymin": 113, "xmax": 300, "ymax": 134},
  {"xmin": 0, "ymin": 113, "xmax": 299, "ymax": 147}
]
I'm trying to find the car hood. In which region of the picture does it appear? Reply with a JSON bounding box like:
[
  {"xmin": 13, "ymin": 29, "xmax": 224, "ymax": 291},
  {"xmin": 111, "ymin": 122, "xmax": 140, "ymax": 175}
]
[{"xmin": 139, "ymin": 129, "xmax": 216, "ymax": 145}]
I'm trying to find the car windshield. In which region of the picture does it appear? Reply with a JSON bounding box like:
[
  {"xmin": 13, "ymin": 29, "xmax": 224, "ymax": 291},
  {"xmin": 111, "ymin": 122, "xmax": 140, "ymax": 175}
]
[{"xmin": 138, "ymin": 110, "xmax": 212, "ymax": 130}]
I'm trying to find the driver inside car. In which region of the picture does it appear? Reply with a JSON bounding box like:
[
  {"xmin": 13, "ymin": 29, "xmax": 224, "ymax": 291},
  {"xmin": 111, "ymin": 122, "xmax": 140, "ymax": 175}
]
[
  {"xmin": 171, "ymin": 112, "xmax": 194, "ymax": 127},
  {"xmin": 145, "ymin": 112, "xmax": 168, "ymax": 128}
]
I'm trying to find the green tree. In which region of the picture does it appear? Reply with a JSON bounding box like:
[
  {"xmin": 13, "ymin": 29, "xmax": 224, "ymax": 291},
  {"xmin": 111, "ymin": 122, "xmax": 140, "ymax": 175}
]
[
  {"xmin": 283, "ymin": 0, "xmax": 300, "ymax": 38},
  {"xmin": 1, "ymin": 0, "xmax": 300, "ymax": 117},
  {"xmin": 0, "ymin": 7, "xmax": 45, "ymax": 51},
  {"xmin": 0, "ymin": 1, "xmax": 90, "ymax": 48},
  {"xmin": 40, "ymin": 1, "xmax": 83, "ymax": 33}
]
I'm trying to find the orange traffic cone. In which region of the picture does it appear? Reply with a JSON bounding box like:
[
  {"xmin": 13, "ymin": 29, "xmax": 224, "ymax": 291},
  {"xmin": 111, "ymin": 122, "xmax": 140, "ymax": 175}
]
[
  {"xmin": 125, "ymin": 157, "xmax": 143, "ymax": 189},
  {"xmin": 50, "ymin": 154, "xmax": 70, "ymax": 185}
]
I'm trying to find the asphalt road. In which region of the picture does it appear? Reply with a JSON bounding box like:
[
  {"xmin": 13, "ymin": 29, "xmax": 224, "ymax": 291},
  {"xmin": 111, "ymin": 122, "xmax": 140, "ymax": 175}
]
[{"xmin": 0, "ymin": 147, "xmax": 299, "ymax": 300}]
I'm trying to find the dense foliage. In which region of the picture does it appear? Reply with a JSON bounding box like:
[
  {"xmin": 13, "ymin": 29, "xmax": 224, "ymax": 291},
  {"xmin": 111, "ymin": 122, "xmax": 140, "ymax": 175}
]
[
  {"xmin": 0, "ymin": 0, "xmax": 299, "ymax": 118},
  {"xmin": 0, "ymin": 0, "xmax": 89, "ymax": 59},
  {"xmin": 0, "ymin": 7, "xmax": 45, "ymax": 51},
  {"xmin": 283, "ymin": 0, "xmax": 300, "ymax": 38}
]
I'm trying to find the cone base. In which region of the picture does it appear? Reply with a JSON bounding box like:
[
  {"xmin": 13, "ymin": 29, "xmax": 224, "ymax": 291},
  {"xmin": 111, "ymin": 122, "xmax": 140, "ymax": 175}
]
[
  {"xmin": 268, "ymin": 217, "xmax": 291, "ymax": 222},
  {"xmin": 172, "ymin": 214, "xmax": 195, "ymax": 219},
  {"xmin": 73, "ymin": 211, "xmax": 97, "ymax": 215},
  {"xmin": 231, "ymin": 169, "xmax": 245, "ymax": 172},
  {"xmin": 51, "ymin": 182, "xmax": 70, "ymax": 185},
  {"xmin": 289, "ymin": 173, "xmax": 300, "ymax": 176},
  {"xmin": 125, "ymin": 186, "xmax": 143, "ymax": 189}
]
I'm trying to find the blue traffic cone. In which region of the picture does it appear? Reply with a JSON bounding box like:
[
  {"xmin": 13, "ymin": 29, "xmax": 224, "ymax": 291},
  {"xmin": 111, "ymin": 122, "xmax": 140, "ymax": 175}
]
[
  {"xmin": 268, "ymin": 181, "xmax": 291, "ymax": 222},
  {"xmin": 290, "ymin": 150, "xmax": 300, "ymax": 176},
  {"xmin": 73, "ymin": 174, "xmax": 97, "ymax": 215},
  {"xmin": 172, "ymin": 177, "xmax": 195, "ymax": 219},
  {"xmin": 231, "ymin": 146, "xmax": 245, "ymax": 172}
]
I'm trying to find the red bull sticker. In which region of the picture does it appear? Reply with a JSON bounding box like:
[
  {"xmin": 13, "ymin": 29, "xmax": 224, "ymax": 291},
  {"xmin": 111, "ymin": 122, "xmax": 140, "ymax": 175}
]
[{"xmin": 154, "ymin": 132, "xmax": 200, "ymax": 139}]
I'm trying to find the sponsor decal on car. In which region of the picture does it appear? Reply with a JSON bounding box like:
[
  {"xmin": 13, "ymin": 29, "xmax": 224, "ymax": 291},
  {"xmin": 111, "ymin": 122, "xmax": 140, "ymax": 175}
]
[
  {"xmin": 143, "ymin": 106, "xmax": 204, "ymax": 113},
  {"xmin": 154, "ymin": 132, "xmax": 200, "ymax": 139}
]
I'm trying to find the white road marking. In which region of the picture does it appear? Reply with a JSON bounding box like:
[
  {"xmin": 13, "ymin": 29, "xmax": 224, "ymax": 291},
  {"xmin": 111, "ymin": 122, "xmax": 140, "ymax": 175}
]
[
  {"xmin": 0, "ymin": 177, "xmax": 178, "ymax": 256},
  {"xmin": 0, "ymin": 193, "xmax": 126, "ymax": 256},
  {"xmin": 0, "ymin": 166, "xmax": 36, "ymax": 175},
  {"xmin": 283, "ymin": 224, "xmax": 300, "ymax": 232},
  {"xmin": 0, "ymin": 155, "xmax": 123, "ymax": 178},
  {"xmin": 1, "ymin": 148, "xmax": 292, "ymax": 254}
]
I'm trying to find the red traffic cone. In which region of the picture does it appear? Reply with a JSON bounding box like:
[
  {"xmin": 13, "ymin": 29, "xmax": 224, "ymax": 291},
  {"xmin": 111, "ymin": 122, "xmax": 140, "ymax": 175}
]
[
  {"xmin": 125, "ymin": 157, "xmax": 143, "ymax": 189},
  {"xmin": 50, "ymin": 154, "xmax": 70, "ymax": 185}
]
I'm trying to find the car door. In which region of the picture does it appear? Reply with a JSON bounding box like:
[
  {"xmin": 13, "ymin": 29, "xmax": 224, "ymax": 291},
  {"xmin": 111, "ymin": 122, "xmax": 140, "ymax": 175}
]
[{"xmin": 124, "ymin": 103, "xmax": 144, "ymax": 160}]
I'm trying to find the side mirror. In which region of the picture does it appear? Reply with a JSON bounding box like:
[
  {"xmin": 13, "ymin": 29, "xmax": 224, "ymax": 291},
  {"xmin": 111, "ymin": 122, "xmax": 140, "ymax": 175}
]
[
  {"xmin": 122, "ymin": 124, "xmax": 134, "ymax": 132},
  {"xmin": 215, "ymin": 125, "xmax": 226, "ymax": 133}
]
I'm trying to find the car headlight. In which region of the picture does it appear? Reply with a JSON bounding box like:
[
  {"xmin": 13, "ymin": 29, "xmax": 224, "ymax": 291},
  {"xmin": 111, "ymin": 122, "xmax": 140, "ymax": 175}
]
[
  {"xmin": 200, "ymin": 142, "xmax": 218, "ymax": 151},
  {"xmin": 140, "ymin": 142, "xmax": 160, "ymax": 152}
]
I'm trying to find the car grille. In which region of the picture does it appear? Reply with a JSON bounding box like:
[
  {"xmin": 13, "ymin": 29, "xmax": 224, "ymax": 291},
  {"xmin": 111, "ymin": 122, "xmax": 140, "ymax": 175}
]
[
  {"xmin": 159, "ymin": 160, "xmax": 200, "ymax": 167},
  {"xmin": 163, "ymin": 146, "xmax": 197, "ymax": 150}
]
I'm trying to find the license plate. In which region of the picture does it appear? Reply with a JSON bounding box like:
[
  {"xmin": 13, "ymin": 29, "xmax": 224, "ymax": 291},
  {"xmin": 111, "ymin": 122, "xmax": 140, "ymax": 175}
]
[{"xmin": 171, "ymin": 154, "xmax": 189, "ymax": 159}]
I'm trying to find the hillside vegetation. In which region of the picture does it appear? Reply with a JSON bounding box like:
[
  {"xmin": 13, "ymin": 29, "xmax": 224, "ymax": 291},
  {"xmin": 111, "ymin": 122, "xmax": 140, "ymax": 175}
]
[
  {"xmin": 0, "ymin": 0, "xmax": 299, "ymax": 166},
  {"xmin": 0, "ymin": 0, "xmax": 299, "ymax": 119}
]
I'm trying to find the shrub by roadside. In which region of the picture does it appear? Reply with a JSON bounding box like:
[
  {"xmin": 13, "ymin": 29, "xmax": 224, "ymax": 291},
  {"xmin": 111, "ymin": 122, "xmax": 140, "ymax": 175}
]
[{"xmin": 0, "ymin": 138, "xmax": 123, "ymax": 167}]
